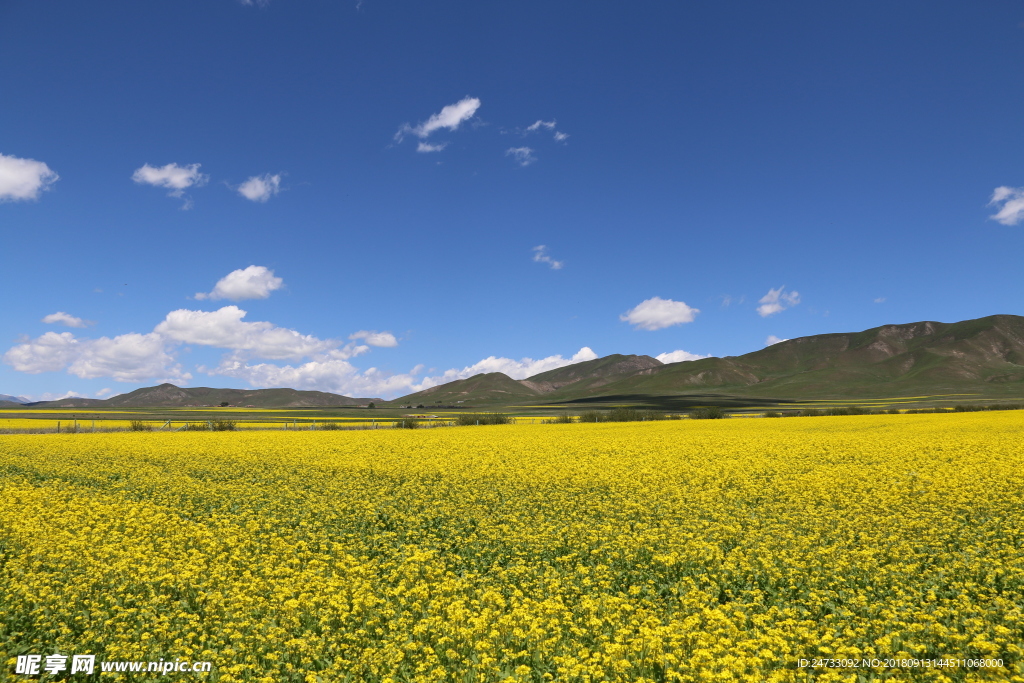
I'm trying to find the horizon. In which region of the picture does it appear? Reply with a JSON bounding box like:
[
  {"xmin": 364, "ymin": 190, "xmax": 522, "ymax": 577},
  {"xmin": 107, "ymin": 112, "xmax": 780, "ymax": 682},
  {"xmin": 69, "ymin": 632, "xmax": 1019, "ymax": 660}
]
[
  {"xmin": 3, "ymin": 0, "xmax": 1023, "ymax": 401},
  {"xmin": 7, "ymin": 311, "xmax": 1021, "ymax": 404}
]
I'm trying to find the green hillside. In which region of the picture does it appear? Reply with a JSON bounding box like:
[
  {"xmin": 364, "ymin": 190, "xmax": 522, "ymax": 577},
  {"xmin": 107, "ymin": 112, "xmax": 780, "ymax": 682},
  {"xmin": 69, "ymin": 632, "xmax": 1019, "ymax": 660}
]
[{"xmin": 392, "ymin": 314, "xmax": 1024, "ymax": 407}]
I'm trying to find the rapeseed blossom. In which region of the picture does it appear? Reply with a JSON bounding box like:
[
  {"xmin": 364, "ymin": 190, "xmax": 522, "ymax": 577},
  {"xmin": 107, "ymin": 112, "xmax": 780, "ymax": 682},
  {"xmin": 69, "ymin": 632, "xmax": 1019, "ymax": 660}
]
[{"xmin": 1, "ymin": 413, "xmax": 1022, "ymax": 681}]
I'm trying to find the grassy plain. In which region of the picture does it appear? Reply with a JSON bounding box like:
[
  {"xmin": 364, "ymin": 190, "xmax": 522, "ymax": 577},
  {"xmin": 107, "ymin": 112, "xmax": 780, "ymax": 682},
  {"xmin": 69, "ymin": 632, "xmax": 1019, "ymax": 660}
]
[{"xmin": 1, "ymin": 413, "xmax": 1022, "ymax": 681}]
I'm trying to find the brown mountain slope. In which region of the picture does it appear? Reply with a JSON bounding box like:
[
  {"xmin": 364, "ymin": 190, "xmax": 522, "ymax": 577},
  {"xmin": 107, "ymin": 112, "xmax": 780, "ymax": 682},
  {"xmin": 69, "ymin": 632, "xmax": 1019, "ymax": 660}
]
[
  {"xmin": 519, "ymin": 354, "xmax": 662, "ymax": 395},
  {"xmin": 591, "ymin": 314, "xmax": 1024, "ymax": 399},
  {"xmin": 398, "ymin": 373, "xmax": 540, "ymax": 404}
]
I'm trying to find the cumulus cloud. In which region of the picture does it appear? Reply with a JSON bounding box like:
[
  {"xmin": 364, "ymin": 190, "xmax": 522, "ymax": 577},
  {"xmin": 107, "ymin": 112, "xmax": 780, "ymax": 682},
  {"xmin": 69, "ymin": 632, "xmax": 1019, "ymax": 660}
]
[
  {"xmin": 68, "ymin": 333, "xmax": 186, "ymax": 382},
  {"xmin": 765, "ymin": 335, "xmax": 789, "ymax": 346},
  {"xmin": 40, "ymin": 391, "xmax": 83, "ymax": 401},
  {"xmin": 42, "ymin": 312, "xmax": 92, "ymax": 328},
  {"xmin": 3, "ymin": 332, "xmax": 80, "ymax": 374},
  {"xmin": 349, "ymin": 330, "xmax": 398, "ymax": 347},
  {"xmin": 396, "ymin": 97, "xmax": 481, "ymax": 142},
  {"xmin": 3, "ymin": 331, "xmax": 190, "ymax": 383},
  {"xmin": 506, "ymin": 147, "xmax": 537, "ymax": 166},
  {"xmin": 209, "ymin": 358, "xmax": 391, "ymax": 396},
  {"xmin": 132, "ymin": 163, "xmax": 207, "ymax": 207},
  {"xmin": 0, "ymin": 152, "xmax": 59, "ymax": 202},
  {"xmin": 209, "ymin": 346, "xmax": 599, "ymax": 397},
  {"xmin": 553, "ymin": 131, "xmax": 569, "ymax": 143},
  {"xmin": 96, "ymin": 388, "xmax": 113, "ymax": 397},
  {"xmin": 655, "ymin": 350, "xmax": 710, "ymax": 363},
  {"xmin": 756, "ymin": 287, "xmax": 800, "ymax": 317},
  {"xmin": 195, "ymin": 265, "xmax": 283, "ymax": 301},
  {"xmin": 237, "ymin": 174, "xmax": 281, "ymax": 202},
  {"xmin": 532, "ymin": 245, "xmax": 564, "ymax": 270},
  {"xmin": 988, "ymin": 186, "xmax": 1024, "ymax": 226},
  {"xmin": 6, "ymin": 301, "xmax": 385, "ymax": 384},
  {"xmin": 416, "ymin": 142, "xmax": 448, "ymax": 153},
  {"xmin": 620, "ymin": 297, "xmax": 699, "ymax": 331},
  {"xmin": 440, "ymin": 347, "xmax": 598, "ymax": 381},
  {"xmin": 155, "ymin": 306, "xmax": 360, "ymax": 361},
  {"xmin": 132, "ymin": 163, "xmax": 207, "ymax": 196}
]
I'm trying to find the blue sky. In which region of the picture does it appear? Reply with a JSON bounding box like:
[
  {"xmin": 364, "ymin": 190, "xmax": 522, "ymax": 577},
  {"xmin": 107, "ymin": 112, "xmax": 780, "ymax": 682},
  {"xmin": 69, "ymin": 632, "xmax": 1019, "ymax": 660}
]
[{"xmin": 2, "ymin": 0, "xmax": 1023, "ymax": 401}]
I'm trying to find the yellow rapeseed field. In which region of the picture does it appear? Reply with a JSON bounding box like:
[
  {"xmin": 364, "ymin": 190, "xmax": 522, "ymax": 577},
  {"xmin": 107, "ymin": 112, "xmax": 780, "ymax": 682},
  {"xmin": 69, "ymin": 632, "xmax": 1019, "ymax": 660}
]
[{"xmin": 1, "ymin": 413, "xmax": 1022, "ymax": 682}]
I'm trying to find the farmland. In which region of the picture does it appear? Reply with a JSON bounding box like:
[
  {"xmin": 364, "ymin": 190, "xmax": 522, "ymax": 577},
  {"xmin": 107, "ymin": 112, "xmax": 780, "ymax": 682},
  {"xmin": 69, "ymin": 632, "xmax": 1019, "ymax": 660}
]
[{"xmin": 2, "ymin": 413, "xmax": 1023, "ymax": 681}]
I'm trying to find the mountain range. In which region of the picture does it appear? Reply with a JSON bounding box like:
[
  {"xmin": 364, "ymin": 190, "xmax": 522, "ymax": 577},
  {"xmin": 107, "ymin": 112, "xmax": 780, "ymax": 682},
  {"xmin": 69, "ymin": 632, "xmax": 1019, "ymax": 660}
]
[
  {"xmin": 390, "ymin": 314, "xmax": 1024, "ymax": 406},
  {"xmin": 10, "ymin": 385, "xmax": 381, "ymax": 409},
  {"xmin": 4, "ymin": 314, "xmax": 1022, "ymax": 409}
]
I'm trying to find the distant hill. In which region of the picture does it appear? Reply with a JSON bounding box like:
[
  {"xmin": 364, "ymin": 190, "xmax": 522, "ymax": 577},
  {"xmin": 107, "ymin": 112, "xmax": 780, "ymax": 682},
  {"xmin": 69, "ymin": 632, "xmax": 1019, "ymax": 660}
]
[
  {"xmin": 29, "ymin": 384, "xmax": 381, "ymax": 408},
  {"xmin": 522, "ymin": 354, "xmax": 662, "ymax": 395},
  {"xmin": 395, "ymin": 372, "xmax": 541, "ymax": 405},
  {"xmin": 392, "ymin": 314, "xmax": 1024, "ymax": 405},
  {"xmin": 0, "ymin": 394, "xmax": 29, "ymax": 404},
  {"xmin": 391, "ymin": 354, "xmax": 664, "ymax": 405}
]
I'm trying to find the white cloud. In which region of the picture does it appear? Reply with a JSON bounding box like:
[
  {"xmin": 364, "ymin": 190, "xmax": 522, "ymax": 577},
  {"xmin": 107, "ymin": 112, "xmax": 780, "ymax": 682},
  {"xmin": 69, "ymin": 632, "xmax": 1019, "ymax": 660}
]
[
  {"xmin": 237, "ymin": 174, "xmax": 281, "ymax": 202},
  {"xmin": 132, "ymin": 163, "xmax": 207, "ymax": 207},
  {"xmin": 7, "ymin": 301, "xmax": 379, "ymax": 384},
  {"xmin": 96, "ymin": 388, "xmax": 112, "ymax": 397},
  {"xmin": 523, "ymin": 120, "xmax": 568, "ymax": 143},
  {"xmin": 532, "ymin": 245, "xmax": 564, "ymax": 270},
  {"xmin": 211, "ymin": 346, "xmax": 599, "ymax": 398},
  {"xmin": 988, "ymin": 186, "xmax": 1024, "ymax": 226},
  {"xmin": 874, "ymin": 297, "xmax": 886, "ymax": 304},
  {"xmin": 349, "ymin": 330, "xmax": 398, "ymax": 347},
  {"xmin": 526, "ymin": 120, "xmax": 556, "ymax": 132},
  {"xmin": 3, "ymin": 331, "xmax": 190, "ymax": 383},
  {"xmin": 155, "ymin": 306, "xmax": 358, "ymax": 361},
  {"xmin": 3, "ymin": 332, "xmax": 80, "ymax": 374},
  {"xmin": 42, "ymin": 312, "xmax": 92, "ymax": 328},
  {"xmin": 42, "ymin": 391, "xmax": 82, "ymax": 401},
  {"xmin": 756, "ymin": 286, "xmax": 800, "ymax": 317},
  {"xmin": 655, "ymin": 350, "xmax": 710, "ymax": 363},
  {"xmin": 396, "ymin": 97, "xmax": 481, "ymax": 141},
  {"xmin": 132, "ymin": 163, "xmax": 207, "ymax": 195},
  {"xmin": 210, "ymin": 358, "xmax": 385, "ymax": 396},
  {"xmin": 506, "ymin": 147, "xmax": 536, "ymax": 166},
  {"xmin": 195, "ymin": 265, "xmax": 283, "ymax": 301},
  {"xmin": 67, "ymin": 333, "xmax": 188, "ymax": 382},
  {"xmin": 0, "ymin": 153, "xmax": 59, "ymax": 202},
  {"xmin": 620, "ymin": 297, "xmax": 700, "ymax": 331},
  {"xmin": 416, "ymin": 142, "xmax": 448, "ymax": 153},
  {"xmin": 441, "ymin": 347, "xmax": 598, "ymax": 381},
  {"xmin": 766, "ymin": 335, "xmax": 789, "ymax": 346},
  {"xmin": 11, "ymin": 390, "xmax": 81, "ymax": 403}
]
